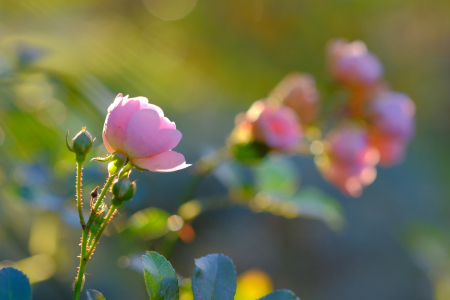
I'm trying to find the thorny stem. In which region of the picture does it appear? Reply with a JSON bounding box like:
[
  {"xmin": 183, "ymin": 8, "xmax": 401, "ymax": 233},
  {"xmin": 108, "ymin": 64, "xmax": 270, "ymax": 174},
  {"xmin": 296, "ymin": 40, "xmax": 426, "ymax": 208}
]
[
  {"xmin": 74, "ymin": 175, "xmax": 115, "ymax": 300},
  {"xmin": 76, "ymin": 162, "xmax": 85, "ymax": 228},
  {"xmin": 74, "ymin": 162, "xmax": 86, "ymax": 300},
  {"xmin": 87, "ymin": 175, "xmax": 115, "ymax": 227},
  {"xmin": 86, "ymin": 205, "xmax": 117, "ymax": 258}
]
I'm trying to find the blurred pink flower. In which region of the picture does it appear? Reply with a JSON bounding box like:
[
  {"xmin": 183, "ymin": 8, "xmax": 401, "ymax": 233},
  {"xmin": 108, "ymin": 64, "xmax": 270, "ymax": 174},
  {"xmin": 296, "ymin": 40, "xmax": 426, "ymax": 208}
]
[
  {"xmin": 368, "ymin": 91, "xmax": 415, "ymax": 140},
  {"xmin": 103, "ymin": 93, "xmax": 190, "ymax": 172},
  {"xmin": 366, "ymin": 91, "xmax": 415, "ymax": 166},
  {"xmin": 328, "ymin": 39, "xmax": 383, "ymax": 88},
  {"xmin": 270, "ymin": 73, "xmax": 320, "ymax": 123},
  {"xmin": 245, "ymin": 100, "xmax": 302, "ymax": 150},
  {"xmin": 318, "ymin": 125, "xmax": 379, "ymax": 197},
  {"xmin": 369, "ymin": 133, "xmax": 408, "ymax": 167}
]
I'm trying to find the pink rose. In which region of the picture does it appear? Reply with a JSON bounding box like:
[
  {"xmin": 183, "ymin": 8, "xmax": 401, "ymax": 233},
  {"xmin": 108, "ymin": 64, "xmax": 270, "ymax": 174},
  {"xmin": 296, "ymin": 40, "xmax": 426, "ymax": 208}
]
[
  {"xmin": 367, "ymin": 91, "xmax": 415, "ymax": 166},
  {"xmin": 270, "ymin": 73, "xmax": 320, "ymax": 123},
  {"xmin": 103, "ymin": 94, "xmax": 190, "ymax": 172},
  {"xmin": 368, "ymin": 91, "xmax": 415, "ymax": 140},
  {"xmin": 245, "ymin": 100, "xmax": 302, "ymax": 150},
  {"xmin": 369, "ymin": 133, "xmax": 407, "ymax": 166},
  {"xmin": 318, "ymin": 125, "xmax": 379, "ymax": 197},
  {"xmin": 328, "ymin": 39, "xmax": 383, "ymax": 88}
]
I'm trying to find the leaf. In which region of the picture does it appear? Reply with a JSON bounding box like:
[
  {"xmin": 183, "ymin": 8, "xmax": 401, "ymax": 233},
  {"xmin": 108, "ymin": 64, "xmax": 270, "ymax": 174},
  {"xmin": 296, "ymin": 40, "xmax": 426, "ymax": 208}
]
[
  {"xmin": 258, "ymin": 289, "xmax": 300, "ymax": 300},
  {"xmin": 141, "ymin": 251, "xmax": 179, "ymax": 300},
  {"xmin": 87, "ymin": 289, "xmax": 106, "ymax": 300},
  {"xmin": 0, "ymin": 267, "xmax": 32, "ymax": 300},
  {"xmin": 291, "ymin": 187, "xmax": 345, "ymax": 231},
  {"xmin": 254, "ymin": 155, "xmax": 299, "ymax": 199},
  {"xmin": 192, "ymin": 254, "xmax": 237, "ymax": 300},
  {"xmin": 128, "ymin": 208, "xmax": 170, "ymax": 240}
]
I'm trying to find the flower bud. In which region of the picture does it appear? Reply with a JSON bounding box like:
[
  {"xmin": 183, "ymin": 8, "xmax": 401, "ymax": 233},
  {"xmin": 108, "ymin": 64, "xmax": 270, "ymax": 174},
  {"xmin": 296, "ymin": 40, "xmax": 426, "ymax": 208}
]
[
  {"xmin": 327, "ymin": 39, "xmax": 383, "ymax": 88},
  {"xmin": 108, "ymin": 152, "xmax": 128, "ymax": 175},
  {"xmin": 66, "ymin": 127, "xmax": 94, "ymax": 162},
  {"xmin": 111, "ymin": 177, "xmax": 136, "ymax": 206}
]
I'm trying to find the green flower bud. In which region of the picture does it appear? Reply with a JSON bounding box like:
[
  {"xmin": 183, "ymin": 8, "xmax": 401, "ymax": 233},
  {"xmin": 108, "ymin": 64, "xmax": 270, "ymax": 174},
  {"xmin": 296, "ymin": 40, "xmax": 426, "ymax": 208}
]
[
  {"xmin": 108, "ymin": 152, "xmax": 128, "ymax": 175},
  {"xmin": 112, "ymin": 176, "xmax": 136, "ymax": 203},
  {"xmin": 67, "ymin": 127, "xmax": 94, "ymax": 162}
]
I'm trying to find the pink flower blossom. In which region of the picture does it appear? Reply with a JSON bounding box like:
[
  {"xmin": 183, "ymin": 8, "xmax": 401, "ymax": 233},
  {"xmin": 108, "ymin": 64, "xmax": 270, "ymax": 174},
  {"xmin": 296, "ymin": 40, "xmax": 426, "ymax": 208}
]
[
  {"xmin": 103, "ymin": 94, "xmax": 190, "ymax": 172},
  {"xmin": 369, "ymin": 133, "xmax": 408, "ymax": 167},
  {"xmin": 367, "ymin": 91, "xmax": 415, "ymax": 166},
  {"xmin": 318, "ymin": 125, "xmax": 379, "ymax": 197},
  {"xmin": 270, "ymin": 73, "xmax": 320, "ymax": 124},
  {"xmin": 244, "ymin": 100, "xmax": 302, "ymax": 150},
  {"xmin": 328, "ymin": 39, "xmax": 383, "ymax": 88},
  {"xmin": 369, "ymin": 91, "xmax": 415, "ymax": 140}
]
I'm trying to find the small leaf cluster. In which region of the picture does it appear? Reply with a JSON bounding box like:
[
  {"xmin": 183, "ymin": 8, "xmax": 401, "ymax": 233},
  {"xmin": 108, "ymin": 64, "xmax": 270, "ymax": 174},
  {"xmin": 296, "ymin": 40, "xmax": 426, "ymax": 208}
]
[{"xmin": 141, "ymin": 251, "xmax": 300, "ymax": 300}]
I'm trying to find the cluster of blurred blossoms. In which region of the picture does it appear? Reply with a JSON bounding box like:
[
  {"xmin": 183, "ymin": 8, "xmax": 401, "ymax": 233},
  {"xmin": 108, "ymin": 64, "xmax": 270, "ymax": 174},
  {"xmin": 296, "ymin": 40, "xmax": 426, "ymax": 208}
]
[{"xmin": 229, "ymin": 39, "xmax": 415, "ymax": 197}]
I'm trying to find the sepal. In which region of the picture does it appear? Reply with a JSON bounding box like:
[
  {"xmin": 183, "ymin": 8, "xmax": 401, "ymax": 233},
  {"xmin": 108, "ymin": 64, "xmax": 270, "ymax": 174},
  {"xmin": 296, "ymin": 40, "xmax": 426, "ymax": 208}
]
[{"xmin": 91, "ymin": 155, "xmax": 113, "ymax": 162}]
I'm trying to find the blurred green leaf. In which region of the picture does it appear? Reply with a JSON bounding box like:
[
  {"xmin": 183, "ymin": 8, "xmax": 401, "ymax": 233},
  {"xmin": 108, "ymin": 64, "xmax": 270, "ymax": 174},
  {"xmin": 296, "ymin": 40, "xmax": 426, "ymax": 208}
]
[
  {"xmin": 141, "ymin": 251, "xmax": 179, "ymax": 300},
  {"xmin": 291, "ymin": 188, "xmax": 345, "ymax": 231},
  {"xmin": 87, "ymin": 289, "xmax": 106, "ymax": 300},
  {"xmin": 128, "ymin": 208, "xmax": 170, "ymax": 240},
  {"xmin": 192, "ymin": 254, "xmax": 237, "ymax": 300},
  {"xmin": 258, "ymin": 290, "xmax": 300, "ymax": 300},
  {"xmin": 232, "ymin": 142, "xmax": 270, "ymax": 164},
  {"xmin": 0, "ymin": 267, "xmax": 31, "ymax": 300},
  {"xmin": 254, "ymin": 155, "xmax": 299, "ymax": 199}
]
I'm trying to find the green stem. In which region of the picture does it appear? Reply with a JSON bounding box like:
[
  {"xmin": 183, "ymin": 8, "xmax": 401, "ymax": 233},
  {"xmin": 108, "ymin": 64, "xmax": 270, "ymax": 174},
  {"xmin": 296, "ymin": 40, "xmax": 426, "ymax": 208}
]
[
  {"xmin": 74, "ymin": 161, "xmax": 86, "ymax": 300},
  {"xmin": 87, "ymin": 175, "xmax": 115, "ymax": 227},
  {"xmin": 86, "ymin": 205, "xmax": 117, "ymax": 259},
  {"xmin": 76, "ymin": 162, "xmax": 85, "ymax": 228},
  {"xmin": 74, "ymin": 174, "xmax": 115, "ymax": 300}
]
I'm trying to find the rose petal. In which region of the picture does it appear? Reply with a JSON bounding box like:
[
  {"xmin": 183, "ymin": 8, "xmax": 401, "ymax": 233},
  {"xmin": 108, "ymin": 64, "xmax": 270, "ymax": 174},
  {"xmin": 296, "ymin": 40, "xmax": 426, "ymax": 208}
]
[
  {"xmin": 102, "ymin": 130, "xmax": 115, "ymax": 153},
  {"xmin": 104, "ymin": 96, "xmax": 142, "ymax": 152},
  {"xmin": 160, "ymin": 117, "xmax": 176, "ymax": 129},
  {"xmin": 124, "ymin": 109, "xmax": 161, "ymax": 158},
  {"xmin": 139, "ymin": 101, "xmax": 164, "ymax": 117},
  {"xmin": 107, "ymin": 93, "xmax": 123, "ymax": 113},
  {"xmin": 132, "ymin": 151, "xmax": 191, "ymax": 172}
]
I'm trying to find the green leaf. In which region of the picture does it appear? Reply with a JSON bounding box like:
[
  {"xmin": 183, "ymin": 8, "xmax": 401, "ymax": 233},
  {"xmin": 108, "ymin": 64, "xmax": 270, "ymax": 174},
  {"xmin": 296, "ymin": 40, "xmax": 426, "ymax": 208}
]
[
  {"xmin": 291, "ymin": 187, "xmax": 345, "ymax": 231},
  {"xmin": 141, "ymin": 251, "xmax": 179, "ymax": 300},
  {"xmin": 232, "ymin": 142, "xmax": 270, "ymax": 163},
  {"xmin": 128, "ymin": 208, "xmax": 170, "ymax": 240},
  {"xmin": 258, "ymin": 290, "xmax": 300, "ymax": 300},
  {"xmin": 87, "ymin": 289, "xmax": 106, "ymax": 300},
  {"xmin": 0, "ymin": 267, "xmax": 32, "ymax": 300},
  {"xmin": 254, "ymin": 155, "xmax": 299, "ymax": 199},
  {"xmin": 192, "ymin": 254, "xmax": 237, "ymax": 300}
]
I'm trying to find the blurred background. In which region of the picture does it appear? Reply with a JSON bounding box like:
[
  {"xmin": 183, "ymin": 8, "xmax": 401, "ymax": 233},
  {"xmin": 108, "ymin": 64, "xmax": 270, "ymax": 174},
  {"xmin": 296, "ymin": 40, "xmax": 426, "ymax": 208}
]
[{"xmin": 0, "ymin": 0, "xmax": 449, "ymax": 299}]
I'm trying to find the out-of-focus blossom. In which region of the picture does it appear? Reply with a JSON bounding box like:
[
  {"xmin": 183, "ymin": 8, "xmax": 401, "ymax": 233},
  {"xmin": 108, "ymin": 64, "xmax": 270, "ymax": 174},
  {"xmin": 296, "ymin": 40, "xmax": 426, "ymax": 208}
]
[
  {"xmin": 103, "ymin": 93, "xmax": 190, "ymax": 172},
  {"xmin": 317, "ymin": 125, "xmax": 379, "ymax": 197},
  {"xmin": 327, "ymin": 39, "xmax": 383, "ymax": 88},
  {"xmin": 368, "ymin": 91, "xmax": 415, "ymax": 140},
  {"xmin": 269, "ymin": 73, "xmax": 320, "ymax": 124},
  {"xmin": 237, "ymin": 100, "xmax": 302, "ymax": 151},
  {"xmin": 367, "ymin": 91, "xmax": 416, "ymax": 166}
]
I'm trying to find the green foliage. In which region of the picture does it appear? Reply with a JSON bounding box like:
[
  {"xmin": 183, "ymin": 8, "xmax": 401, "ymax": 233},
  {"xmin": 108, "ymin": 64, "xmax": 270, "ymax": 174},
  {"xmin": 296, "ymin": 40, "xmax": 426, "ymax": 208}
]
[
  {"xmin": 258, "ymin": 290, "xmax": 300, "ymax": 300},
  {"xmin": 87, "ymin": 289, "xmax": 106, "ymax": 300},
  {"xmin": 192, "ymin": 254, "xmax": 237, "ymax": 300},
  {"xmin": 254, "ymin": 155, "xmax": 299, "ymax": 199},
  {"xmin": 140, "ymin": 253, "xmax": 301, "ymax": 300},
  {"xmin": 141, "ymin": 251, "xmax": 179, "ymax": 300},
  {"xmin": 232, "ymin": 142, "xmax": 270, "ymax": 164},
  {"xmin": 128, "ymin": 208, "xmax": 170, "ymax": 240},
  {"xmin": 0, "ymin": 267, "xmax": 31, "ymax": 300},
  {"xmin": 291, "ymin": 188, "xmax": 345, "ymax": 231}
]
